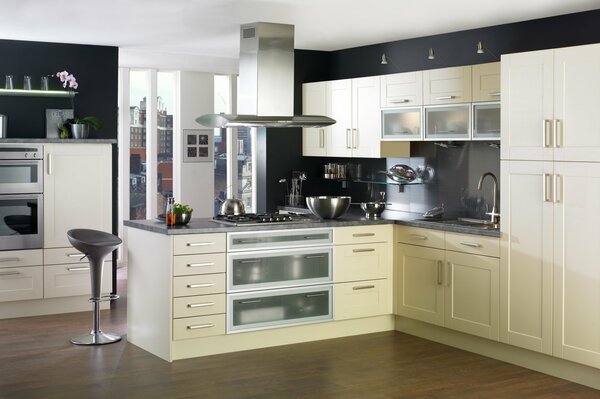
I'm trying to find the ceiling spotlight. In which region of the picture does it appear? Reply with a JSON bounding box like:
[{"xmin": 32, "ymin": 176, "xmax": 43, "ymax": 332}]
[
  {"xmin": 428, "ymin": 48, "xmax": 435, "ymax": 60},
  {"xmin": 381, "ymin": 53, "xmax": 388, "ymax": 65},
  {"xmin": 476, "ymin": 41, "xmax": 499, "ymax": 60}
]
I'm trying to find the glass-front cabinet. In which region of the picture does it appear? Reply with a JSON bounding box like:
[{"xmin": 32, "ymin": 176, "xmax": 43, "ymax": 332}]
[
  {"xmin": 381, "ymin": 107, "xmax": 422, "ymax": 140},
  {"xmin": 472, "ymin": 102, "xmax": 500, "ymax": 140},
  {"xmin": 424, "ymin": 104, "xmax": 470, "ymax": 140}
]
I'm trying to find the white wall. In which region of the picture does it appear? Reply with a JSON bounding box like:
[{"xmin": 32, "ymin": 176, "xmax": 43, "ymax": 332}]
[{"xmin": 174, "ymin": 71, "xmax": 215, "ymax": 218}]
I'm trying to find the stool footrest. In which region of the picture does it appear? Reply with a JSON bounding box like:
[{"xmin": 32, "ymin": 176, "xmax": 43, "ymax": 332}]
[{"xmin": 88, "ymin": 294, "xmax": 120, "ymax": 303}]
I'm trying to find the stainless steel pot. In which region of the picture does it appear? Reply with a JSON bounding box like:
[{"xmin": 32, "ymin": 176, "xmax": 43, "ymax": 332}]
[
  {"xmin": 360, "ymin": 201, "xmax": 386, "ymax": 219},
  {"xmin": 219, "ymin": 198, "xmax": 246, "ymax": 216}
]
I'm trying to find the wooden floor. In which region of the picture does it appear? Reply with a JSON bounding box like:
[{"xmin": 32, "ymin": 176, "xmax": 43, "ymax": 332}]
[{"xmin": 1, "ymin": 269, "xmax": 599, "ymax": 399}]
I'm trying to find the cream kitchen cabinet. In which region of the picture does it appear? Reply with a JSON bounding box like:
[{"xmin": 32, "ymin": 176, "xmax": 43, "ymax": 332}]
[
  {"xmin": 0, "ymin": 249, "xmax": 43, "ymax": 302},
  {"xmin": 396, "ymin": 227, "xmax": 500, "ymax": 340},
  {"xmin": 501, "ymin": 43, "xmax": 600, "ymax": 162},
  {"xmin": 43, "ymin": 143, "xmax": 112, "ymax": 248},
  {"xmin": 423, "ymin": 66, "xmax": 472, "ymax": 105},
  {"xmin": 302, "ymin": 81, "xmax": 328, "ymax": 156},
  {"xmin": 472, "ymin": 62, "xmax": 501, "ymax": 102},
  {"xmin": 380, "ymin": 71, "xmax": 423, "ymax": 107},
  {"xmin": 333, "ymin": 224, "xmax": 393, "ymax": 320}
]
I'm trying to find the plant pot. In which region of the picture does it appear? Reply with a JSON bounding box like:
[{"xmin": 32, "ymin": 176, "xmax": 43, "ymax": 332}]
[{"xmin": 71, "ymin": 124, "xmax": 89, "ymax": 139}]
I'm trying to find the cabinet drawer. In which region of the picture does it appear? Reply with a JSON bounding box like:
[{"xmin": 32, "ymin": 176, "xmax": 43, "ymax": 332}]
[
  {"xmin": 0, "ymin": 266, "xmax": 43, "ymax": 302},
  {"xmin": 173, "ymin": 273, "xmax": 225, "ymax": 297},
  {"xmin": 173, "ymin": 314, "xmax": 226, "ymax": 340},
  {"xmin": 45, "ymin": 247, "xmax": 112, "ymax": 265},
  {"xmin": 173, "ymin": 294, "xmax": 226, "ymax": 318},
  {"xmin": 396, "ymin": 226, "xmax": 445, "ymax": 249},
  {"xmin": 445, "ymin": 232, "xmax": 499, "ymax": 258},
  {"xmin": 334, "ymin": 242, "xmax": 390, "ymax": 282},
  {"xmin": 0, "ymin": 249, "xmax": 43, "ymax": 268},
  {"xmin": 173, "ymin": 253, "xmax": 226, "ymax": 276},
  {"xmin": 334, "ymin": 225, "xmax": 391, "ymax": 245},
  {"xmin": 424, "ymin": 66, "xmax": 472, "ymax": 105},
  {"xmin": 173, "ymin": 233, "xmax": 226, "ymax": 255},
  {"xmin": 380, "ymin": 71, "xmax": 423, "ymax": 107},
  {"xmin": 44, "ymin": 264, "xmax": 112, "ymax": 298},
  {"xmin": 334, "ymin": 279, "xmax": 390, "ymax": 320}
]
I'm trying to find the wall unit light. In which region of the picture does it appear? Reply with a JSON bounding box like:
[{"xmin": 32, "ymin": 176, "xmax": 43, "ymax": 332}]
[
  {"xmin": 428, "ymin": 48, "xmax": 435, "ymax": 60},
  {"xmin": 380, "ymin": 53, "xmax": 401, "ymax": 69},
  {"xmin": 476, "ymin": 41, "xmax": 499, "ymax": 60}
]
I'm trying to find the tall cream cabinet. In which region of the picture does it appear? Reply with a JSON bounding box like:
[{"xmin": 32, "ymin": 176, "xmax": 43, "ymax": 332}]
[
  {"xmin": 501, "ymin": 42, "xmax": 600, "ymax": 369},
  {"xmin": 396, "ymin": 226, "xmax": 500, "ymax": 341},
  {"xmin": 501, "ymin": 43, "xmax": 600, "ymax": 162}
]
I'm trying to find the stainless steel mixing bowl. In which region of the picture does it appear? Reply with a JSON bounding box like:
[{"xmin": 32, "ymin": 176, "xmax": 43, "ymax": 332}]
[{"xmin": 306, "ymin": 196, "xmax": 351, "ymax": 219}]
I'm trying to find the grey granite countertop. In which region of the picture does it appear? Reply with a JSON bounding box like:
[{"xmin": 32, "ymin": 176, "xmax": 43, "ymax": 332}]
[
  {"xmin": 124, "ymin": 208, "xmax": 500, "ymax": 237},
  {"xmin": 0, "ymin": 138, "xmax": 117, "ymax": 143}
]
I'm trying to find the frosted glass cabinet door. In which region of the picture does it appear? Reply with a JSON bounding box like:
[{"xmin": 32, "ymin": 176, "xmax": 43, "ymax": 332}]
[
  {"xmin": 381, "ymin": 108, "xmax": 422, "ymax": 140},
  {"xmin": 424, "ymin": 104, "xmax": 470, "ymax": 140},
  {"xmin": 472, "ymin": 102, "xmax": 500, "ymax": 140}
]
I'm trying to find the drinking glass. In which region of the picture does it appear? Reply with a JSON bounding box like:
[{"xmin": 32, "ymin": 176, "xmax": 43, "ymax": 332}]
[
  {"xmin": 23, "ymin": 75, "xmax": 32, "ymax": 90},
  {"xmin": 4, "ymin": 75, "xmax": 13, "ymax": 90},
  {"xmin": 40, "ymin": 76, "xmax": 49, "ymax": 91}
]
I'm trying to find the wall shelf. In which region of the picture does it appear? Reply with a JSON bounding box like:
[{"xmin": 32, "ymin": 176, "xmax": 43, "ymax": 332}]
[{"xmin": 0, "ymin": 89, "xmax": 77, "ymax": 98}]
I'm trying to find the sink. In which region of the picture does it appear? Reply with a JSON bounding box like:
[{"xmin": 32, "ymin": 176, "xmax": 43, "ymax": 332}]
[{"xmin": 418, "ymin": 218, "xmax": 499, "ymax": 230}]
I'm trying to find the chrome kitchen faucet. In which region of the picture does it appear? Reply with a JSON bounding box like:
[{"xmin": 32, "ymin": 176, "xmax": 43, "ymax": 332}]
[{"xmin": 478, "ymin": 172, "xmax": 500, "ymax": 225}]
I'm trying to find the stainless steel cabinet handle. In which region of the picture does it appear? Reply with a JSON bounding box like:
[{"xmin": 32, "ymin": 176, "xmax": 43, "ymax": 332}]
[
  {"xmin": 67, "ymin": 266, "xmax": 90, "ymax": 272},
  {"xmin": 352, "ymin": 248, "xmax": 375, "ymax": 253},
  {"xmin": 459, "ymin": 242, "xmax": 482, "ymax": 248},
  {"xmin": 346, "ymin": 129, "xmax": 351, "ymax": 149},
  {"xmin": 67, "ymin": 253, "xmax": 83, "ymax": 258},
  {"xmin": 187, "ymin": 302, "xmax": 215, "ymax": 308},
  {"xmin": 0, "ymin": 270, "xmax": 20, "ymax": 276},
  {"xmin": 187, "ymin": 262, "xmax": 214, "ymax": 268},
  {"xmin": 543, "ymin": 173, "xmax": 552, "ymax": 202},
  {"xmin": 488, "ymin": 91, "xmax": 501, "ymax": 97},
  {"xmin": 554, "ymin": 119, "xmax": 562, "ymax": 148},
  {"xmin": 409, "ymin": 234, "xmax": 427, "ymax": 240},
  {"xmin": 187, "ymin": 323, "xmax": 215, "ymax": 330},
  {"xmin": 445, "ymin": 262, "xmax": 452, "ymax": 287},
  {"xmin": 554, "ymin": 174, "xmax": 562, "ymax": 203},
  {"xmin": 304, "ymin": 255, "xmax": 326, "ymax": 259},
  {"xmin": 543, "ymin": 119, "xmax": 553, "ymax": 148},
  {"xmin": 0, "ymin": 257, "xmax": 20, "ymax": 262},
  {"xmin": 319, "ymin": 129, "xmax": 325, "ymax": 148},
  {"xmin": 237, "ymin": 239, "xmax": 260, "ymax": 244},
  {"xmin": 352, "ymin": 128, "xmax": 358, "ymax": 149},
  {"xmin": 352, "ymin": 285, "xmax": 375, "ymax": 290},
  {"xmin": 186, "ymin": 242, "xmax": 214, "ymax": 247},
  {"xmin": 187, "ymin": 283, "xmax": 215, "ymax": 288},
  {"xmin": 437, "ymin": 260, "xmax": 443, "ymax": 285},
  {"xmin": 391, "ymin": 99, "xmax": 410, "ymax": 103},
  {"xmin": 47, "ymin": 154, "xmax": 52, "ymax": 175},
  {"xmin": 435, "ymin": 95, "xmax": 456, "ymax": 100},
  {"xmin": 352, "ymin": 233, "xmax": 375, "ymax": 237},
  {"xmin": 240, "ymin": 299, "xmax": 262, "ymax": 304},
  {"xmin": 305, "ymin": 293, "xmax": 327, "ymax": 297},
  {"xmin": 239, "ymin": 259, "xmax": 261, "ymax": 264}
]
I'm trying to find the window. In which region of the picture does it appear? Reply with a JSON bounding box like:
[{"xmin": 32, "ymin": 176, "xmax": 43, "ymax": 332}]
[{"xmin": 128, "ymin": 71, "xmax": 147, "ymax": 220}]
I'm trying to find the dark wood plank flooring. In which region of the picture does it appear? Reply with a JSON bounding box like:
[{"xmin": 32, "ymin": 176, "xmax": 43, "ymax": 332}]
[{"xmin": 1, "ymin": 268, "xmax": 599, "ymax": 399}]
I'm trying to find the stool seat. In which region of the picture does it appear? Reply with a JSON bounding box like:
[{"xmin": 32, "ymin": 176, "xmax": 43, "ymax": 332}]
[{"xmin": 67, "ymin": 228, "xmax": 122, "ymax": 346}]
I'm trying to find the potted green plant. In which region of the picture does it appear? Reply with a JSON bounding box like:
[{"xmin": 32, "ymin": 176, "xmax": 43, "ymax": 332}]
[{"xmin": 173, "ymin": 203, "xmax": 193, "ymax": 225}]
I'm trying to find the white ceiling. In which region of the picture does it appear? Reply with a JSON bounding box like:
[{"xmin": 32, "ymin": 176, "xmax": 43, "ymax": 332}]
[{"xmin": 1, "ymin": 0, "xmax": 599, "ymax": 74}]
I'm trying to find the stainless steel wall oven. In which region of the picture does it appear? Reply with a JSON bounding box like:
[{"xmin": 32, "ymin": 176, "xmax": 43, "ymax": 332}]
[{"xmin": 0, "ymin": 145, "xmax": 43, "ymax": 250}]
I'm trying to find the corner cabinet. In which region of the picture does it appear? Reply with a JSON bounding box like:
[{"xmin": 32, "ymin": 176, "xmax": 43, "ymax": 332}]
[{"xmin": 43, "ymin": 143, "xmax": 112, "ymax": 248}]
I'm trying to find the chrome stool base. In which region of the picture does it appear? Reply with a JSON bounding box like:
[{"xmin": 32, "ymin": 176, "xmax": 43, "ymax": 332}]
[{"xmin": 71, "ymin": 331, "xmax": 121, "ymax": 345}]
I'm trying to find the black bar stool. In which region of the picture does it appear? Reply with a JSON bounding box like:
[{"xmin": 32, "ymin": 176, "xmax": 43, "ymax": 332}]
[{"xmin": 67, "ymin": 229, "xmax": 122, "ymax": 345}]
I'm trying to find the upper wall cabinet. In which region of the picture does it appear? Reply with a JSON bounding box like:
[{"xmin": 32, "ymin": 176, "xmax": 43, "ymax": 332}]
[
  {"xmin": 472, "ymin": 62, "xmax": 501, "ymax": 102},
  {"xmin": 302, "ymin": 81, "xmax": 328, "ymax": 157},
  {"xmin": 502, "ymin": 43, "xmax": 600, "ymax": 162},
  {"xmin": 380, "ymin": 71, "xmax": 423, "ymax": 108},
  {"xmin": 423, "ymin": 66, "xmax": 472, "ymax": 105}
]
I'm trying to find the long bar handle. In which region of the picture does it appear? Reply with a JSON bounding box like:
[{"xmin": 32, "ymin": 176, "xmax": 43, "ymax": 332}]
[
  {"xmin": 554, "ymin": 174, "xmax": 562, "ymax": 203},
  {"xmin": 0, "ymin": 270, "xmax": 20, "ymax": 276},
  {"xmin": 240, "ymin": 299, "xmax": 262, "ymax": 304},
  {"xmin": 187, "ymin": 283, "xmax": 215, "ymax": 288},
  {"xmin": 319, "ymin": 129, "xmax": 325, "ymax": 148},
  {"xmin": 47, "ymin": 154, "xmax": 52, "ymax": 175},
  {"xmin": 391, "ymin": 99, "xmax": 410, "ymax": 104},
  {"xmin": 187, "ymin": 323, "xmax": 215, "ymax": 330},
  {"xmin": 408, "ymin": 234, "xmax": 428, "ymax": 240},
  {"xmin": 446, "ymin": 262, "xmax": 452, "ymax": 287},
  {"xmin": 346, "ymin": 129, "xmax": 351, "ymax": 149},
  {"xmin": 67, "ymin": 266, "xmax": 90, "ymax": 272},
  {"xmin": 352, "ymin": 285, "xmax": 375, "ymax": 290},
  {"xmin": 543, "ymin": 119, "xmax": 553, "ymax": 148},
  {"xmin": 187, "ymin": 302, "xmax": 215, "ymax": 308},
  {"xmin": 437, "ymin": 260, "xmax": 443, "ymax": 285},
  {"xmin": 186, "ymin": 242, "xmax": 214, "ymax": 247},
  {"xmin": 304, "ymin": 255, "xmax": 326, "ymax": 259},
  {"xmin": 67, "ymin": 253, "xmax": 83, "ymax": 258},
  {"xmin": 554, "ymin": 119, "xmax": 562, "ymax": 148},
  {"xmin": 306, "ymin": 293, "xmax": 327, "ymax": 297},
  {"xmin": 543, "ymin": 173, "xmax": 552, "ymax": 202},
  {"xmin": 187, "ymin": 262, "xmax": 214, "ymax": 268},
  {"xmin": 435, "ymin": 95, "xmax": 456, "ymax": 100},
  {"xmin": 352, "ymin": 233, "xmax": 375, "ymax": 237},
  {"xmin": 237, "ymin": 239, "xmax": 260, "ymax": 244},
  {"xmin": 459, "ymin": 242, "xmax": 482, "ymax": 248},
  {"xmin": 352, "ymin": 248, "xmax": 375, "ymax": 253},
  {"xmin": 352, "ymin": 128, "xmax": 358, "ymax": 149},
  {"xmin": 239, "ymin": 259, "xmax": 261, "ymax": 264},
  {"xmin": 488, "ymin": 91, "xmax": 501, "ymax": 97},
  {"xmin": 0, "ymin": 257, "xmax": 21, "ymax": 262}
]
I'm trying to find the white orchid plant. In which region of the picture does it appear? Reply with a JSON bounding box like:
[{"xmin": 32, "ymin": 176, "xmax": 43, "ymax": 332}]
[{"xmin": 56, "ymin": 70, "xmax": 78, "ymax": 89}]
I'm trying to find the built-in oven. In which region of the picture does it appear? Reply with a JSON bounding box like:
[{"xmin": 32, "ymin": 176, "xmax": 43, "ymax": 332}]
[{"xmin": 0, "ymin": 145, "xmax": 43, "ymax": 250}]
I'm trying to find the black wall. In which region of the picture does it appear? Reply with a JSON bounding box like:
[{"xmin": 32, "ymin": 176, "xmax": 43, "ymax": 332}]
[{"xmin": 259, "ymin": 8, "xmax": 600, "ymax": 212}]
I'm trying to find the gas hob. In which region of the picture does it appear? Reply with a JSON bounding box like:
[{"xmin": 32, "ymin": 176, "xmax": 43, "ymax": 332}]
[{"xmin": 212, "ymin": 213, "xmax": 314, "ymax": 226}]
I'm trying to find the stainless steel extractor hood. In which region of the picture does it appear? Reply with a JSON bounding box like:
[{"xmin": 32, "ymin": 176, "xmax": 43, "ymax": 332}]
[{"xmin": 195, "ymin": 22, "xmax": 335, "ymax": 129}]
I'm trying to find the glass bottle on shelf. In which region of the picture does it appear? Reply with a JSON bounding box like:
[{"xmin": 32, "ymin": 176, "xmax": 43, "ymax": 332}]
[{"xmin": 166, "ymin": 197, "xmax": 176, "ymax": 226}]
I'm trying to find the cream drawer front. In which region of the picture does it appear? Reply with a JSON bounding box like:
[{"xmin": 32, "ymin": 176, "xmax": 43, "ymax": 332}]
[
  {"xmin": 334, "ymin": 224, "xmax": 392, "ymax": 245},
  {"xmin": 173, "ymin": 294, "xmax": 226, "ymax": 318},
  {"xmin": 445, "ymin": 232, "xmax": 500, "ymax": 258},
  {"xmin": 173, "ymin": 273, "xmax": 225, "ymax": 297},
  {"xmin": 173, "ymin": 253, "xmax": 226, "ymax": 276},
  {"xmin": 0, "ymin": 249, "xmax": 43, "ymax": 269},
  {"xmin": 396, "ymin": 226, "xmax": 445, "ymax": 249},
  {"xmin": 173, "ymin": 233, "xmax": 226, "ymax": 255},
  {"xmin": 173, "ymin": 314, "xmax": 226, "ymax": 340},
  {"xmin": 334, "ymin": 242, "xmax": 390, "ymax": 282},
  {"xmin": 45, "ymin": 247, "xmax": 112, "ymax": 265},
  {"xmin": 0, "ymin": 266, "xmax": 43, "ymax": 302},
  {"xmin": 44, "ymin": 264, "xmax": 112, "ymax": 298},
  {"xmin": 334, "ymin": 280, "xmax": 390, "ymax": 320}
]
